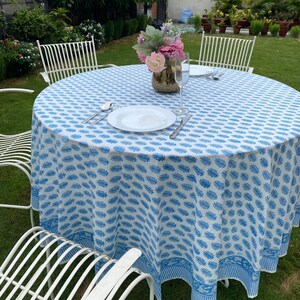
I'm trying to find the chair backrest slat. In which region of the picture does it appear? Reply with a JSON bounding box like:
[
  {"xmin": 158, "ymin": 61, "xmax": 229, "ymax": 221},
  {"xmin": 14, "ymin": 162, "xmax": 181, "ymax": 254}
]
[
  {"xmin": 198, "ymin": 32, "xmax": 256, "ymax": 72},
  {"xmin": 37, "ymin": 36, "xmax": 100, "ymax": 85},
  {"xmin": 0, "ymin": 227, "xmax": 155, "ymax": 300}
]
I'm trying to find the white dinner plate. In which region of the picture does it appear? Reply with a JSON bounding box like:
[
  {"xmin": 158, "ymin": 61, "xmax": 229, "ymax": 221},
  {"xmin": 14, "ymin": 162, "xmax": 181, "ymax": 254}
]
[
  {"xmin": 107, "ymin": 105, "xmax": 176, "ymax": 132},
  {"xmin": 190, "ymin": 65, "xmax": 214, "ymax": 77}
]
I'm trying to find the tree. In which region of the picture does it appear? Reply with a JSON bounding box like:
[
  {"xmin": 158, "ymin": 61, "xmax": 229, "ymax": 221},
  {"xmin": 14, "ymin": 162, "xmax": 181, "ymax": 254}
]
[{"xmin": 48, "ymin": 0, "xmax": 142, "ymax": 24}]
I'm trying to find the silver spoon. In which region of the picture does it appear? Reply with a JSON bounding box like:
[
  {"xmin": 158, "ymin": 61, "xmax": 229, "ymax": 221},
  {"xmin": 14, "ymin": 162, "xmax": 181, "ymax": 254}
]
[
  {"xmin": 211, "ymin": 72, "xmax": 224, "ymax": 80},
  {"xmin": 82, "ymin": 101, "xmax": 112, "ymax": 124}
]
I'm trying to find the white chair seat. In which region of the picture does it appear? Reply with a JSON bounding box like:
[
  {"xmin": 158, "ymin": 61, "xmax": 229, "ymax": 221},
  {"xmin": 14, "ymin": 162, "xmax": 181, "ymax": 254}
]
[
  {"xmin": 0, "ymin": 88, "xmax": 34, "ymax": 227},
  {"xmin": 0, "ymin": 226, "xmax": 154, "ymax": 300}
]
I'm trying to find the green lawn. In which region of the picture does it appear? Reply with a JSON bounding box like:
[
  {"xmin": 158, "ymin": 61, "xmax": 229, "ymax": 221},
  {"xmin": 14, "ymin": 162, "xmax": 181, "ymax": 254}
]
[{"xmin": 1, "ymin": 33, "xmax": 300, "ymax": 299}]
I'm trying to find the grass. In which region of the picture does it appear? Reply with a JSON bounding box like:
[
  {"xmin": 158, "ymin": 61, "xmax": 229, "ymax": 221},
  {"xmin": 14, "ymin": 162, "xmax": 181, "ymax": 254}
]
[{"xmin": 1, "ymin": 33, "xmax": 300, "ymax": 299}]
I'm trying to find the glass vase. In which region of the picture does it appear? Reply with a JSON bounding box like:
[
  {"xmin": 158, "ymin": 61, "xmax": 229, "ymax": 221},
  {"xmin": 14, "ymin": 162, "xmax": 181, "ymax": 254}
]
[{"xmin": 152, "ymin": 65, "xmax": 180, "ymax": 93}]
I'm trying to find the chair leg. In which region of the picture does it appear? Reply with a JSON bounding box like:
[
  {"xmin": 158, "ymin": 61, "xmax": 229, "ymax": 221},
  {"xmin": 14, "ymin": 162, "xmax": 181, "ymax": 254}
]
[
  {"xmin": 30, "ymin": 206, "xmax": 35, "ymax": 228},
  {"xmin": 221, "ymin": 279, "xmax": 230, "ymax": 288},
  {"xmin": 45, "ymin": 244, "xmax": 54, "ymax": 300}
]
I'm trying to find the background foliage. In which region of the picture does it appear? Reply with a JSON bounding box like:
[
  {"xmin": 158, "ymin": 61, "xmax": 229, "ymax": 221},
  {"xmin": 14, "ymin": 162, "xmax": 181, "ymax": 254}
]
[
  {"xmin": 48, "ymin": 0, "xmax": 142, "ymax": 24},
  {"xmin": 0, "ymin": 3, "xmax": 150, "ymax": 81},
  {"xmin": 0, "ymin": 33, "xmax": 300, "ymax": 300}
]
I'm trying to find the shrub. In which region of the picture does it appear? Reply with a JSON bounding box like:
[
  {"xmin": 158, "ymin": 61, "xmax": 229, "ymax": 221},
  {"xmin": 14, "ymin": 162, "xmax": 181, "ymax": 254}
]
[
  {"xmin": 123, "ymin": 20, "xmax": 131, "ymax": 37},
  {"xmin": 194, "ymin": 15, "xmax": 201, "ymax": 31},
  {"xmin": 10, "ymin": 7, "xmax": 72, "ymax": 44},
  {"xmin": 136, "ymin": 14, "xmax": 148, "ymax": 31},
  {"xmin": 104, "ymin": 21, "xmax": 115, "ymax": 42},
  {"xmin": 10, "ymin": 7, "xmax": 51, "ymax": 41},
  {"xmin": 78, "ymin": 19, "xmax": 105, "ymax": 48},
  {"xmin": 123, "ymin": 19, "xmax": 138, "ymax": 37},
  {"xmin": 290, "ymin": 25, "xmax": 300, "ymax": 38},
  {"xmin": 0, "ymin": 10, "xmax": 7, "ymax": 38},
  {"xmin": 130, "ymin": 19, "xmax": 138, "ymax": 35},
  {"xmin": 0, "ymin": 51, "xmax": 5, "ymax": 81},
  {"xmin": 250, "ymin": 20, "xmax": 264, "ymax": 36},
  {"xmin": 0, "ymin": 38, "xmax": 40, "ymax": 79},
  {"xmin": 46, "ymin": 7, "xmax": 72, "ymax": 43},
  {"xmin": 60, "ymin": 28, "xmax": 83, "ymax": 43},
  {"xmin": 269, "ymin": 23, "xmax": 280, "ymax": 37},
  {"xmin": 211, "ymin": 24, "xmax": 218, "ymax": 34},
  {"xmin": 113, "ymin": 19, "xmax": 124, "ymax": 40},
  {"xmin": 147, "ymin": 16, "xmax": 152, "ymax": 26}
]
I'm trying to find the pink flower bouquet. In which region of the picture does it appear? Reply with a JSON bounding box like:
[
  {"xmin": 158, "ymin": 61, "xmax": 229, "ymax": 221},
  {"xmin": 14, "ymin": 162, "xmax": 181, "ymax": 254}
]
[{"xmin": 133, "ymin": 20, "xmax": 186, "ymax": 73}]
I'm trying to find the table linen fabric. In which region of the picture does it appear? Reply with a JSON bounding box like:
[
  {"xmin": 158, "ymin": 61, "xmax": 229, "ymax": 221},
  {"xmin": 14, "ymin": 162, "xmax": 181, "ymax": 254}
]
[{"xmin": 31, "ymin": 65, "xmax": 300, "ymax": 300}]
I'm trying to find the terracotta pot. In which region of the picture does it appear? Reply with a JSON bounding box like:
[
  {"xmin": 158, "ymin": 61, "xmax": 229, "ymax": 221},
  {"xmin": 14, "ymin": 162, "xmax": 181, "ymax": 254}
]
[
  {"xmin": 233, "ymin": 25, "xmax": 242, "ymax": 34},
  {"xmin": 203, "ymin": 23, "xmax": 212, "ymax": 33},
  {"xmin": 214, "ymin": 18, "xmax": 222, "ymax": 25},
  {"xmin": 261, "ymin": 25, "xmax": 269, "ymax": 36},
  {"xmin": 238, "ymin": 19, "xmax": 250, "ymax": 28},
  {"xmin": 291, "ymin": 20, "xmax": 300, "ymax": 28},
  {"xmin": 202, "ymin": 17, "xmax": 208, "ymax": 25},
  {"xmin": 278, "ymin": 21, "xmax": 291, "ymax": 28},
  {"xmin": 218, "ymin": 25, "xmax": 227, "ymax": 33},
  {"xmin": 279, "ymin": 27, "xmax": 289, "ymax": 37}
]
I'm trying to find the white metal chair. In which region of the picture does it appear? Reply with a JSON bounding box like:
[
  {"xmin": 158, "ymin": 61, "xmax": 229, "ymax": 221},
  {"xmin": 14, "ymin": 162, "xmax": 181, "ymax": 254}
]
[
  {"xmin": 193, "ymin": 32, "xmax": 256, "ymax": 73},
  {"xmin": 0, "ymin": 226, "xmax": 154, "ymax": 300},
  {"xmin": 0, "ymin": 88, "xmax": 35, "ymax": 228},
  {"xmin": 37, "ymin": 36, "xmax": 117, "ymax": 85}
]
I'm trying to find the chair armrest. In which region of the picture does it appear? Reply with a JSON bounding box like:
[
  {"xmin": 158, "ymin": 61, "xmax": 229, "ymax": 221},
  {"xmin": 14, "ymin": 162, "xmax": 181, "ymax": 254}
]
[
  {"xmin": 85, "ymin": 248, "xmax": 141, "ymax": 300},
  {"xmin": 0, "ymin": 88, "xmax": 34, "ymax": 93},
  {"xmin": 190, "ymin": 59, "xmax": 200, "ymax": 64},
  {"xmin": 97, "ymin": 64, "xmax": 118, "ymax": 68},
  {"xmin": 40, "ymin": 72, "xmax": 51, "ymax": 85}
]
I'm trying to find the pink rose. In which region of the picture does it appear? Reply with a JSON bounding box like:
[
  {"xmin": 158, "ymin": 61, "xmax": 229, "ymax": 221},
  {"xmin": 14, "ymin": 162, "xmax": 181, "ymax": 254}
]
[
  {"xmin": 159, "ymin": 39, "xmax": 185, "ymax": 61},
  {"xmin": 145, "ymin": 52, "xmax": 166, "ymax": 73},
  {"xmin": 137, "ymin": 51, "xmax": 146, "ymax": 63}
]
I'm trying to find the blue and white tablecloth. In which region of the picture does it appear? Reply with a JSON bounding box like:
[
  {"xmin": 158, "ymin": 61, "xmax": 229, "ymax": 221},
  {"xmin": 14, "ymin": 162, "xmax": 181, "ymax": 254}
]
[{"xmin": 31, "ymin": 64, "xmax": 300, "ymax": 300}]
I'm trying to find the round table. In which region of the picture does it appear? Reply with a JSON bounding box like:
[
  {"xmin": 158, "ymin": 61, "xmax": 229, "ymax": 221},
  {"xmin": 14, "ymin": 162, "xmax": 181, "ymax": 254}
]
[{"xmin": 32, "ymin": 64, "xmax": 300, "ymax": 300}]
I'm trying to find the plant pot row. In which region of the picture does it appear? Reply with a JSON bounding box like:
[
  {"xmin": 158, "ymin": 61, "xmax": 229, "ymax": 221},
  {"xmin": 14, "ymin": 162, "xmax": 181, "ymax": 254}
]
[{"xmin": 203, "ymin": 22, "xmax": 297, "ymax": 37}]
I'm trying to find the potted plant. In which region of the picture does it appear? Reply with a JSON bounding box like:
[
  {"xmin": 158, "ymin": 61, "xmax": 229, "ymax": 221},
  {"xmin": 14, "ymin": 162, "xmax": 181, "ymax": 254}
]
[
  {"xmin": 287, "ymin": 0, "xmax": 300, "ymax": 27},
  {"xmin": 278, "ymin": 21, "xmax": 291, "ymax": 37},
  {"xmin": 215, "ymin": 9, "xmax": 228, "ymax": 33},
  {"xmin": 238, "ymin": 8, "xmax": 252, "ymax": 28},
  {"xmin": 276, "ymin": 11, "xmax": 293, "ymax": 37},
  {"xmin": 230, "ymin": 6, "xmax": 245, "ymax": 34},
  {"xmin": 290, "ymin": 25, "xmax": 300, "ymax": 38},
  {"xmin": 193, "ymin": 15, "xmax": 201, "ymax": 33},
  {"xmin": 202, "ymin": 9, "xmax": 215, "ymax": 33},
  {"xmin": 218, "ymin": 19, "xmax": 227, "ymax": 33},
  {"xmin": 202, "ymin": 8, "xmax": 209, "ymax": 25},
  {"xmin": 250, "ymin": 19, "xmax": 264, "ymax": 36},
  {"xmin": 269, "ymin": 23, "xmax": 280, "ymax": 37},
  {"xmin": 261, "ymin": 16, "xmax": 273, "ymax": 36}
]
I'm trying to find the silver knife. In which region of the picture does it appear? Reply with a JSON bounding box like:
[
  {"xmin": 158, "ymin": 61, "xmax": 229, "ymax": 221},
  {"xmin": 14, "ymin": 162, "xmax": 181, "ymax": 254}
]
[
  {"xmin": 169, "ymin": 115, "xmax": 191, "ymax": 139},
  {"xmin": 92, "ymin": 105, "xmax": 120, "ymax": 125},
  {"xmin": 82, "ymin": 110, "xmax": 102, "ymax": 124},
  {"xmin": 92, "ymin": 110, "xmax": 111, "ymax": 125}
]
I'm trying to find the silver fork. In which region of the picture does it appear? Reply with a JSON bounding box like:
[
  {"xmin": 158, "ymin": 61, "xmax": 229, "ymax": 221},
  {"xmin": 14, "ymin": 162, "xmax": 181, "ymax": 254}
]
[
  {"xmin": 206, "ymin": 72, "xmax": 224, "ymax": 80},
  {"xmin": 82, "ymin": 101, "xmax": 112, "ymax": 124},
  {"xmin": 213, "ymin": 72, "xmax": 224, "ymax": 80},
  {"xmin": 92, "ymin": 105, "xmax": 120, "ymax": 125}
]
